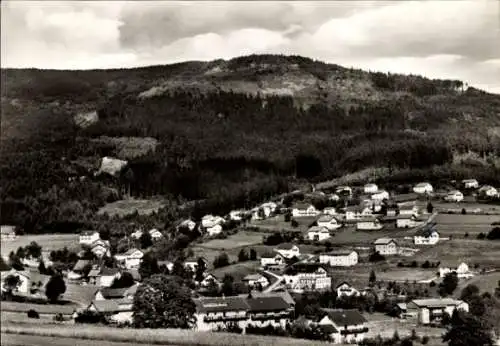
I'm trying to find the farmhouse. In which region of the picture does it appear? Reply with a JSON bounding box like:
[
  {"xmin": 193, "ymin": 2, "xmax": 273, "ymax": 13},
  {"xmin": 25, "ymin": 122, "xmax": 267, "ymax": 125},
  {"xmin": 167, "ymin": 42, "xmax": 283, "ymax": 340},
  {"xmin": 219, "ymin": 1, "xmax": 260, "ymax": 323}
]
[
  {"xmin": 413, "ymin": 182, "xmax": 433, "ymax": 194},
  {"xmin": 71, "ymin": 259, "xmax": 91, "ymax": 277},
  {"xmin": 317, "ymin": 309, "xmax": 369, "ymax": 344},
  {"xmin": 414, "ymin": 224, "xmax": 440, "ymax": 245},
  {"xmin": 88, "ymin": 267, "xmax": 120, "ymax": 287},
  {"xmin": 274, "ymin": 243, "xmax": 300, "ymax": 259},
  {"xmin": 94, "ymin": 284, "xmax": 139, "ymax": 301},
  {"xmin": 0, "ymin": 269, "xmax": 49, "ymax": 295},
  {"xmin": 336, "ymin": 186, "xmax": 352, "ymax": 195},
  {"xmin": 407, "ymin": 298, "xmax": 469, "ymax": 325},
  {"xmin": 444, "ymin": 190, "xmax": 464, "ymax": 202},
  {"xmin": 79, "ymin": 230, "xmax": 100, "ymax": 245},
  {"xmin": 291, "ymin": 203, "xmax": 319, "ymax": 217},
  {"xmin": 373, "ymin": 238, "xmax": 398, "ymax": 255},
  {"xmin": 201, "ymin": 215, "xmax": 225, "ymax": 229},
  {"xmin": 371, "ymin": 190, "xmax": 389, "ymax": 201},
  {"xmin": 97, "ymin": 156, "xmax": 128, "ymax": 177},
  {"xmin": 114, "ymin": 248, "xmax": 144, "ymax": 269},
  {"xmin": 260, "ymin": 202, "xmax": 278, "ymax": 215},
  {"xmin": 462, "ymin": 179, "xmax": 479, "ymax": 189},
  {"xmin": 242, "ymin": 274, "xmax": 269, "ymax": 289},
  {"xmin": 0, "ymin": 225, "xmax": 17, "ymax": 241},
  {"xmin": 345, "ymin": 206, "xmax": 372, "ymax": 220},
  {"xmin": 184, "ymin": 257, "xmax": 208, "ymax": 272},
  {"xmin": 319, "ymin": 250, "xmax": 359, "ymax": 267},
  {"xmin": 178, "ymin": 219, "xmax": 197, "ymax": 232},
  {"xmin": 317, "ymin": 215, "xmax": 342, "ymax": 230},
  {"xmin": 245, "ymin": 295, "xmax": 293, "ymax": 328},
  {"xmin": 478, "ymin": 185, "xmax": 498, "ymax": 197},
  {"xmin": 439, "ymin": 262, "xmax": 474, "ymax": 279},
  {"xmin": 283, "ymin": 263, "xmax": 331, "ymax": 292},
  {"xmin": 307, "ymin": 226, "xmax": 331, "ymax": 241},
  {"xmin": 385, "ymin": 205, "xmax": 399, "ymax": 217},
  {"xmin": 260, "ymin": 252, "xmax": 286, "ymax": 267},
  {"xmin": 364, "ymin": 183, "xmax": 378, "ymax": 194},
  {"xmin": 206, "ymin": 224, "xmax": 223, "ymax": 236},
  {"xmin": 396, "ymin": 214, "xmax": 421, "ymax": 228},
  {"xmin": 356, "ymin": 217, "xmax": 383, "ymax": 231},
  {"xmin": 87, "ymin": 299, "xmax": 133, "ymax": 324},
  {"xmin": 148, "ymin": 228, "xmax": 163, "ymax": 241},
  {"xmin": 336, "ymin": 282, "xmax": 360, "ymax": 297},
  {"xmin": 399, "ymin": 204, "xmax": 419, "ymax": 216},
  {"xmin": 322, "ymin": 207, "xmax": 337, "ymax": 216},
  {"xmin": 89, "ymin": 239, "xmax": 111, "ymax": 258}
]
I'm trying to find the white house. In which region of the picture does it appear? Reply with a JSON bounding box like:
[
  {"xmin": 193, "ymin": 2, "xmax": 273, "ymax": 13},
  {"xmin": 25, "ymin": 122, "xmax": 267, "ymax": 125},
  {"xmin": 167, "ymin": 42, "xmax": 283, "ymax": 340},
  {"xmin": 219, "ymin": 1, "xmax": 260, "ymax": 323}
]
[
  {"xmin": 329, "ymin": 193, "xmax": 340, "ymax": 202},
  {"xmin": 336, "ymin": 282, "xmax": 360, "ymax": 297},
  {"xmin": 274, "ymin": 243, "xmax": 300, "ymax": 259},
  {"xmin": 228, "ymin": 210, "xmax": 245, "ymax": 221},
  {"xmin": 356, "ymin": 217, "xmax": 383, "ymax": 231},
  {"xmin": 178, "ymin": 219, "xmax": 197, "ymax": 232},
  {"xmin": 444, "ymin": 190, "xmax": 464, "ymax": 202},
  {"xmin": 373, "ymin": 238, "xmax": 398, "ymax": 255},
  {"xmin": 439, "ymin": 262, "xmax": 474, "ymax": 279},
  {"xmin": 307, "ymin": 226, "xmax": 331, "ymax": 241},
  {"xmin": 90, "ymin": 267, "xmax": 121, "ymax": 287},
  {"xmin": 242, "ymin": 274, "xmax": 270, "ymax": 288},
  {"xmin": 260, "ymin": 252, "xmax": 286, "ymax": 267},
  {"xmin": 261, "ymin": 202, "xmax": 278, "ymax": 215},
  {"xmin": 336, "ymin": 186, "xmax": 353, "ymax": 196},
  {"xmin": 396, "ymin": 214, "xmax": 421, "ymax": 228},
  {"xmin": 319, "ymin": 250, "xmax": 358, "ymax": 267},
  {"xmin": 199, "ymin": 273, "xmax": 221, "ymax": 289},
  {"xmin": 114, "ymin": 248, "xmax": 144, "ymax": 269},
  {"xmin": 317, "ymin": 215, "xmax": 342, "ymax": 231},
  {"xmin": 407, "ymin": 299, "xmax": 469, "ymax": 325},
  {"xmin": 130, "ymin": 229, "xmax": 144, "ymax": 240},
  {"xmin": 90, "ymin": 240, "xmax": 111, "ymax": 258},
  {"xmin": 413, "ymin": 182, "xmax": 433, "ymax": 194},
  {"xmin": 399, "ymin": 204, "xmax": 419, "ymax": 216},
  {"xmin": 201, "ymin": 215, "xmax": 225, "ymax": 229},
  {"xmin": 322, "ymin": 207, "xmax": 337, "ymax": 216},
  {"xmin": 364, "ymin": 183, "xmax": 378, "ymax": 194},
  {"xmin": 0, "ymin": 270, "xmax": 48, "ymax": 295},
  {"xmin": 462, "ymin": 179, "xmax": 479, "ymax": 189},
  {"xmin": 148, "ymin": 229, "xmax": 163, "ymax": 241},
  {"xmin": 478, "ymin": 185, "xmax": 498, "ymax": 197},
  {"xmin": 283, "ymin": 263, "xmax": 332, "ymax": 292},
  {"xmin": 206, "ymin": 224, "xmax": 223, "ymax": 236},
  {"xmin": 184, "ymin": 258, "xmax": 208, "ymax": 273},
  {"xmin": 414, "ymin": 224, "xmax": 440, "ymax": 245},
  {"xmin": 345, "ymin": 206, "xmax": 372, "ymax": 220},
  {"xmin": 371, "ymin": 190, "xmax": 389, "ymax": 201},
  {"xmin": 291, "ymin": 203, "xmax": 319, "ymax": 218},
  {"xmin": 79, "ymin": 231, "xmax": 100, "ymax": 245},
  {"xmin": 97, "ymin": 156, "xmax": 128, "ymax": 177},
  {"xmin": 0, "ymin": 225, "xmax": 17, "ymax": 241},
  {"xmin": 317, "ymin": 309, "xmax": 369, "ymax": 344}
]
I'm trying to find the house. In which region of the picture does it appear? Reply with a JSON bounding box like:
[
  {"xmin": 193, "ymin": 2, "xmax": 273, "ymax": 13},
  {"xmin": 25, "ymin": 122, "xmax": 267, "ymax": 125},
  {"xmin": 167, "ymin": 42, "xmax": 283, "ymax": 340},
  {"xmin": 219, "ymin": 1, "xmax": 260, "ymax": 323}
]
[
  {"xmin": 148, "ymin": 228, "xmax": 163, "ymax": 241},
  {"xmin": 130, "ymin": 229, "xmax": 143, "ymax": 240},
  {"xmin": 413, "ymin": 182, "xmax": 433, "ymax": 194},
  {"xmin": 399, "ymin": 203, "xmax": 419, "ymax": 216},
  {"xmin": 444, "ymin": 190, "xmax": 464, "ymax": 202},
  {"xmin": 94, "ymin": 284, "xmax": 139, "ymax": 301},
  {"xmin": 260, "ymin": 252, "xmax": 286, "ymax": 267},
  {"xmin": 307, "ymin": 226, "xmax": 331, "ymax": 241},
  {"xmin": 193, "ymin": 296, "xmax": 250, "ymax": 331},
  {"xmin": 184, "ymin": 257, "xmax": 208, "ymax": 273},
  {"xmin": 68, "ymin": 259, "xmax": 91, "ymax": 280},
  {"xmin": 229, "ymin": 210, "xmax": 245, "ymax": 221},
  {"xmin": 291, "ymin": 203, "xmax": 319, "ymax": 218},
  {"xmin": 317, "ymin": 309, "xmax": 369, "ymax": 344},
  {"xmin": 322, "ymin": 207, "xmax": 337, "ymax": 216},
  {"xmin": 283, "ymin": 263, "xmax": 331, "ymax": 292},
  {"xmin": 364, "ymin": 183, "xmax": 378, "ymax": 194},
  {"xmin": 274, "ymin": 243, "xmax": 300, "ymax": 259},
  {"xmin": 317, "ymin": 215, "xmax": 342, "ymax": 231},
  {"xmin": 114, "ymin": 248, "xmax": 144, "ymax": 269},
  {"xmin": 199, "ymin": 273, "xmax": 221, "ymax": 289},
  {"xmin": 245, "ymin": 295, "xmax": 293, "ymax": 328},
  {"xmin": 319, "ymin": 250, "xmax": 358, "ymax": 267},
  {"xmin": 336, "ymin": 186, "xmax": 352, "ymax": 196},
  {"xmin": 158, "ymin": 260, "xmax": 174, "ymax": 272},
  {"xmin": 97, "ymin": 156, "xmax": 128, "ymax": 177},
  {"xmin": 385, "ymin": 205, "xmax": 399, "ymax": 217},
  {"xmin": 201, "ymin": 215, "xmax": 225, "ymax": 229},
  {"xmin": 89, "ymin": 267, "xmax": 120, "ymax": 287},
  {"xmin": 373, "ymin": 238, "xmax": 398, "ymax": 255},
  {"xmin": 371, "ymin": 190, "xmax": 389, "ymax": 201},
  {"xmin": 356, "ymin": 217, "xmax": 383, "ymax": 231},
  {"xmin": 329, "ymin": 194, "xmax": 340, "ymax": 201},
  {"xmin": 345, "ymin": 206, "xmax": 372, "ymax": 220},
  {"xmin": 393, "ymin": 303, "xmax": 418, "ymax": 319},
  {"xmin": 462, "ymin": 179, "xmax": 479, "ymax": 189},
  {"xmin": 336, "ymin": 282, "xmax": 360, "ymax": 297},
  {"xmin": 90, "ymin": 239, "xmax": 111, "ymax": 258},
  {"xmin": 261, "ymin": 202, "xmax": 278, "ymax": 216},
  {"xmin": 414, "ymin": 224, "xmax": 440, "ymax": 245},
  {"xmin": 396, "ymin": 214, "xmax": 421, "ymax": 228},
  {"xmin": 478, "ymin": 185, "xmax": 498, "ymax": 197},
  {"xmin": 87, "ymin": 299, "xmax": 133, "ymax": 324},
  {"xmin": 178, "ymin": 219, "xmax": 197, "ymax": 232},
  {"xmin": 206, "ymin": 224, "xmax": 223, "ymax": 236},
  {"xmin": 242, "ymin": 274, "xmax": 270, "ymax": 289},
  {"xmin": 0, "ymin": 269, "xmax": 49, "ymax": 296},
  {"xmin": 0, "ymin": 225, "xmax": 17, "ymax": 241},
  {"xmin": 79, "ymin": 231, "xmax": 100, "ymax": 245},
  {"xmin": 439, "ymin": 262, "xmax": 474, "ymax": 279},
  {"xmin": 407, "ymin": 298, "xmax": 469, "ymax": 325}
]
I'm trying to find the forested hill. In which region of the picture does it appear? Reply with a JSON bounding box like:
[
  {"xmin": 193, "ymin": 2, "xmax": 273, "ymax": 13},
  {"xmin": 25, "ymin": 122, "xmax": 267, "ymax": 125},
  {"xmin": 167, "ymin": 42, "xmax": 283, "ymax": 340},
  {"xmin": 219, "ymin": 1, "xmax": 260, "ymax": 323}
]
[{"xmin": 1, "ymin": 54, "xmax": 500, "ymax": 233}]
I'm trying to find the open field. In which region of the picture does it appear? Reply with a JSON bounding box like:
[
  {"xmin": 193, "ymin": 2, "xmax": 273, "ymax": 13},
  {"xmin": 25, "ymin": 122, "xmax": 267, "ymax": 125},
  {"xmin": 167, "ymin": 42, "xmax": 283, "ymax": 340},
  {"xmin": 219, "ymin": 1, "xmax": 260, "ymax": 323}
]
[
  {"xmin": 0, "ymin": 323, "xmax": 338, "ymax": 346},
  {"xmin": 97, "ymin": 199, "xmax": 166, "ymax": 217},
  {"xmin": 248, "ymin": 215, "xmax": 316, "ymax": 233},
  {"xmin": 1, "ymin": 334, "xmax": 178, "ymax": 346},
  {"xmin": 1, "ymin": 234, "xmax": 79, "ymax": 257},
  {"xmin": 434, "ymin": 214, "xmax": 500, "ymax": 236},
  {"xmin": 454, "ymin": 271, "xmax": 500, "ymax": 298},
  {"xmin": 197, "ymin": 231, "xmax": 263, "ymax": 250},
  {"xmin": 64, "ymin": 283, "xmax": 99, "ymax": 307},
  {"xmin": 333, "ymin": 265, "xmax": 437, "ymax": 283},
  {"xmin": 1, "ymin": 301, "xmax": 78, "ymax": 315},
  {"xmin": 433, "ymin": 202, "xmax": 500, "ymax": 215},
  {"xmin": 212, "ymin": 261, "xmax": 261, "ymax": 281}
]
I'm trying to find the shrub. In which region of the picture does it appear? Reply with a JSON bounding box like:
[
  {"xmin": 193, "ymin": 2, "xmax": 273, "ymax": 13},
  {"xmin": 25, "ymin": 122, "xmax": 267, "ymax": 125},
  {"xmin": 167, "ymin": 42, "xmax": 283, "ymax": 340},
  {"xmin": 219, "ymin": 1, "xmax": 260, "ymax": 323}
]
[
  {"xmin": 291, "ymin": 219, "xmax": 299, "ymax": 228},
  {"xmin": 464, "ymin": 232, "xmax": 469, "ymax": 238},
  {"xmin": 477, "ymin": 233, "xmax": 486, "ymax": 240},
  {"xmin": 421, "ymin": 335, "xmax": 430, "ymax": 344},
  {"xmin": 486, "ymin": 227, "xmax": 500, "ymax": 240},
  {"xmin": 53, "ymin": 313, "xmax": 65, "ymax": 322},
  {"xmin": 27, "ymin": 309, "xmax": 39, "ymax": 319},
  {"xmin": 461, "ymin": 208, "xmax": 466, "ymax": 215},
  {"xmin": 75, "ymin": 310, "xmax": 107, "ymax": 324}
]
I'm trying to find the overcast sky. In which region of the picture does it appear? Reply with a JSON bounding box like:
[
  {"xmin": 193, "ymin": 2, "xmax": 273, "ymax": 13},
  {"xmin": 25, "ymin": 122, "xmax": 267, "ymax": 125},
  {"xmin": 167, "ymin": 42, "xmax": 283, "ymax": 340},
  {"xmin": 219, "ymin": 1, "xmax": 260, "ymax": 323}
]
[{"xmin": 2, "ymin": 1, "xmax": 499, "ymax": 93}]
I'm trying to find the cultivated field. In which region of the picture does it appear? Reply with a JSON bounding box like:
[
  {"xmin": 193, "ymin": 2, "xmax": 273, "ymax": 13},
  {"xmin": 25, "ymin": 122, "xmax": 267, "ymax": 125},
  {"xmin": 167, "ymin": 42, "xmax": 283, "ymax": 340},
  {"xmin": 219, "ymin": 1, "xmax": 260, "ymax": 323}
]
[
  {"xmin": 212, "ymin": 261, "xmax": 262, "ymax": 281},
  {"xmin": 434, "ymin": 214, "xmax": 500, "ymax": 236},
  {"xmin": 0, "ymin": 301, "xmax": 78, "ymax": 315},
  {"xmin": 433, "ymin": 202, "xmax": 500, "ymax": 215},
  {"xmin": 248, "ymin": 215, "xmax": 315, "ymax": 233},
  {"xmin": 197, "ymin": 231, "xmax": 264, "ymax": 250},
  {"xmin": 97, "ymin": 199, "xmax": 166, "ymax": 217},
  {"xmin": 1, "ymin": 234, "xmax": 79, "ymax": 257}
]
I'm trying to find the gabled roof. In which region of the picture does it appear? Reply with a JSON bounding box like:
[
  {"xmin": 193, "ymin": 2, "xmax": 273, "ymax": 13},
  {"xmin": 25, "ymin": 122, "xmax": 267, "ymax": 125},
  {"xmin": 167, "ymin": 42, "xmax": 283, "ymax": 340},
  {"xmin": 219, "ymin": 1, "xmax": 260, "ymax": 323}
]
[
  {"xmin": 292, "ymin": 202, "xmax": 314, "ymax": 210},
  {"xmin": 415, "ymin": 182, "xmax": 432, "ymax": 188},
  {"xmin": 414, "ymin": 224, "xmax": 439, "ymax": 237},
  {"xmin": 317, "ymin": 215, "xmax": 337, "ymax": 223},
  {"xmin": 323, "ymin": 249, "xmax": 356, "ymax": 257},
  {"xmin": 345, "ymin": 205, "xmax": 363, "ymax": 212},
  {"xmin": 81, "ymin": 230, "xmax": 98, "ymax": 236},
  {"xmin": 319, "ymin": 324, "xmax": 339, "ymax": 334},
  {"xmin": 246, "ymin": 296, "xmax": 290, "ymax": 312},
  {"xmin": 260, "ymin": 251, "xmax": 283, "ymax": 259},
  {"xmin": 308, "ymin": 226, "xmax": 329, "ymax": 233},
  {"xmin": 276, "ymin": 243, "xmax": 298, "ymax": 250},
  {"xmin": 99, "ymin": 284, "xmax": 138, "ymax": 299},
  {"xmin": 117, "ymin": 248, "xmax": 143, "ymax": 257},
  {"xmin": 410, "ymin": 298, "xmax": 465, "ymax": 308},
  {"xmin": 373, "ymin": 238, "xmax": 396, "ymax": 245},
  {"xmin": 88, "ymin": 269, "xmax": 101, "ymax": 277},
  {"xmin": 194, "ymin": 296, "xmax": 249, "ymax": 313},
  {"xmin": 396, "ymin": 214, "xmax": 416, "ymax": 219},
  {"xmin": 335, "ymin": 281, "xmax": 354, "ymax": 289},
  {"xmin": 321, "ymin": 309, "xmax": 367, "ymax": 326},
  {"xmin": 356, "ymin": 217, "xmax": 379, "ymax": 223},
  {"xmin": 240, "ymin": 291, "xmax": 295, "ymax": 306},
  {"xmin": 243, "ymin": 274, "xmax": 266, "ymax": 281},
  {"xmin": 100, "ymin": 267, "xmax": 120, "ymax": 276}
]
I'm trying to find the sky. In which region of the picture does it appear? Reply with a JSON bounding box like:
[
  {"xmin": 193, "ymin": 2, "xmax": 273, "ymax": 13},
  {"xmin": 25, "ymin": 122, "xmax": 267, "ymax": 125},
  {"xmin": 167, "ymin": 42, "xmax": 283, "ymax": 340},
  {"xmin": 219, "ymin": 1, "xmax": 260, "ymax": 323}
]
[{"xmin": 2, "ymin": 0, "xmax": 500, "ymax": 93}]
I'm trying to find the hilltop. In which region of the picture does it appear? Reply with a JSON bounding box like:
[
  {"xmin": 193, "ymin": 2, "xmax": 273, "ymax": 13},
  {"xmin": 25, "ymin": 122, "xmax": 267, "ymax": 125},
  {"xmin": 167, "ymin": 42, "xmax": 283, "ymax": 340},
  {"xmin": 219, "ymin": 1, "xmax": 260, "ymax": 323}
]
[{"xmin": 1, "ymin": 54, "xmax": 500, "ymax": 233}]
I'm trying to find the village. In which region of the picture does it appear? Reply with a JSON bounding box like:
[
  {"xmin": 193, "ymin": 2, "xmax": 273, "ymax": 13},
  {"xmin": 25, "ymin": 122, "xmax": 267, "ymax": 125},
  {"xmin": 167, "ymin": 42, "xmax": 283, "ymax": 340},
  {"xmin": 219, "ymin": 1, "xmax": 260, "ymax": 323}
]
[{"xmin": 2, "ymin": 175, "xmax": 500, "ymax": 345}]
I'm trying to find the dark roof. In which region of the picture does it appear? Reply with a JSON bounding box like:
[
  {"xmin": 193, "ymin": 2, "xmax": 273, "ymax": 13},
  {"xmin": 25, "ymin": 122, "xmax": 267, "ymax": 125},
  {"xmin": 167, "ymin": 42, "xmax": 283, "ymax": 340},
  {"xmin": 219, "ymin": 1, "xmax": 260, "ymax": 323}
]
[
  {"xmin": 415, "ymin": 224, "xmax": 438, "ymax": 236},
  {"xmin": 322, "ymin": 309, "xmax": 367, "ymax": 326},
  {"xmin": 246, "ymin": 296, "xmax": 290, "ymax": 312},
  {"xmin": 194, "ymin": 296, "xmax": 249, "ymax": 313},
  {"xmin": 323, "ymin": 249, "xmax": 356, "ymax": 256},
  {"xmin": 276, "ymin": 243, "xmax": 297, "ymax": 250},
  {"xmin": 100, "ymin": 267, "xmax": 120, "ymax": 276},
  {"xmin": 260, "ymin": 251, "xmax": 282, "ymax": 259},
  {"xmin": 292, "ymin": 202, "xmax": 313, "ymax": 210},
  {"xmin": 284, "ymin": 263, "xmax": 326, "ymax": 275},
  {"xmin": 73, "ymin": 259, "xmax": 91, "ymax": 272},
  {"xmin": 98, "ymin": 284, "xmax": 138, "ymax": 299},
  {"xmin": 81, "ymin": 230, "xmax": 98, "ymax": 236},
  {"xmin": 89, "ymin": 300, "xmax": 131, "ymax": 313},
  {"xmin": 319, "ymin": 324, "xmax": 339, "ymax": 334}
]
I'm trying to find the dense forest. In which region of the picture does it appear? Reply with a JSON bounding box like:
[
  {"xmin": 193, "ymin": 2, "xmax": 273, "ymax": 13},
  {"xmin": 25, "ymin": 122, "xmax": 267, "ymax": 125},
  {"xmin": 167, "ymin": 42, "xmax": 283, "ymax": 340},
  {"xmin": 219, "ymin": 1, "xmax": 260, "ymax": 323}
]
[{"xmin": 1, "ymin": 54, "xmax": 500, "ymax": 233}]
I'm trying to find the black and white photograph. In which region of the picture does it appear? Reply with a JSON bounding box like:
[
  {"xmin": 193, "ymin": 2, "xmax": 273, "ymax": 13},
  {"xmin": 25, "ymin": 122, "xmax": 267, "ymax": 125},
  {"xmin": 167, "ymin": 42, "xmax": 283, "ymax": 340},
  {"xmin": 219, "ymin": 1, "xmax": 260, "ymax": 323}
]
[{"xmin": 1, "ymin": 1, "xmax": 500, "ymax": 345}]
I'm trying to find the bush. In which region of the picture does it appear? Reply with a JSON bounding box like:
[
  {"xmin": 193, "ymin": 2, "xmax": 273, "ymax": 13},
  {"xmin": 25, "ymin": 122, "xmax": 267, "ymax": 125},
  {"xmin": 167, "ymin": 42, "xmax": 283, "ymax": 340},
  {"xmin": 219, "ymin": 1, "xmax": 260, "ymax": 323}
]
[
  {"xmin": 421, "ymin": 335, "xmax": 430, "ymax": 344},
  {"xmin": 369, "ymin": 251, "xmax": 386, "ymax": 262},
  {"xmin": 461, "ymin": 208, "xmax": 466, "ymax": 215},
  {"xmin": 53, "ymin": 312, "xmax": 65, "ymax": 322},
  {"xmin": 291, "ymin": 219, "xmax": 299, "ymax": 228},
  {"xmin": 486, "ymin": 227, "xmax": 500, "ymax": 240},
  {"xmin": 75, "ymin": 310, "xmax": 107, "ymax": 324},
  {"xmin": 27, "ymin": 309, "xmax": 39, "ymax": 319},
  {"xmin": 477, "ymin": 233, "xmax": 486, "ymax": 240}
]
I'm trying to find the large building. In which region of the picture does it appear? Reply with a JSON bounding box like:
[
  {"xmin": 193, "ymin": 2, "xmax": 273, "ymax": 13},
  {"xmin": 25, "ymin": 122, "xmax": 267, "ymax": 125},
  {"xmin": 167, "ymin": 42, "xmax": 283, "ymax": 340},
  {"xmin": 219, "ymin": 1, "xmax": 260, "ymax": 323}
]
[
  {"xmin": 373, "ymin": 238, "xmax": 398, "ymax": 255},
  {"xmin": 407, "ymin": 298, "xmax": 469, "ymax": 325},
  {"xmin": 319, "ymin": 250, "xmax": 359, "ymax": 267},
  {"xmin": 414, "ymin": 223, "xmax": 440, "ymax": 245},
  {"xmin": 317, "ymin": 309, "xmax": 369, "ymax": 344},
  {"xmin": 283, "ymin": 263, "xmax": 332, "ymax": 292}
]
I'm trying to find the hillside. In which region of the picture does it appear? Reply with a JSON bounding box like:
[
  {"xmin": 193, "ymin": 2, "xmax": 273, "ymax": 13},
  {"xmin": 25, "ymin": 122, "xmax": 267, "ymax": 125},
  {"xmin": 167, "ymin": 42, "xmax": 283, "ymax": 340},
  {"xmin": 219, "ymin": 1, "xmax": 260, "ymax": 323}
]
[{"xmin": 1, "ymin": 54, "xmax": 500, "ymax": 234}]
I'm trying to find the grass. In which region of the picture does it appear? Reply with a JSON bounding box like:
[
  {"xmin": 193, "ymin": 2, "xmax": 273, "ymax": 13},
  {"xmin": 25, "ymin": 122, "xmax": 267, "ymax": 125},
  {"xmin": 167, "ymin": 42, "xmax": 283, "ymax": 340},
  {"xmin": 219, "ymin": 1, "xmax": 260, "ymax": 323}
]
[
  {"xmin": 1, "ymin": 234, "xmax": 79, "ymax": 257},
  {"xmin": 0, "ymin": 323, "xmax": 337, "ymax": 346},
  {"xmin": 63, "ymin": 283, "xmax": 99, "ymax": 307},
  {"xmin": 89, "ymin": 136, "xmax": 158, "ymax": 160},
  {"xmin": 211, "ymin": 261, "xmax": 262, "ymax": 281},
  {"xmin": 198, "ymin": 231, "xmax": 264, "ymax": 250},
  {"xmin": 248, "ymin": 215, "xmax": 315, "ymax": 233},
  {"xmin": 434, "ymin": 214, "xmax": 500, "ymax": 236},
  {"xmin": 97, "ymin": 199, "xmax": 166, "ymax": 217},
  {"xmin": 1, "ymin": 301, "xmax": 78, "ymax": 315},
  {"xmin": 454, "ymin": 271, "xmax": 500, "ymax": 298}
]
